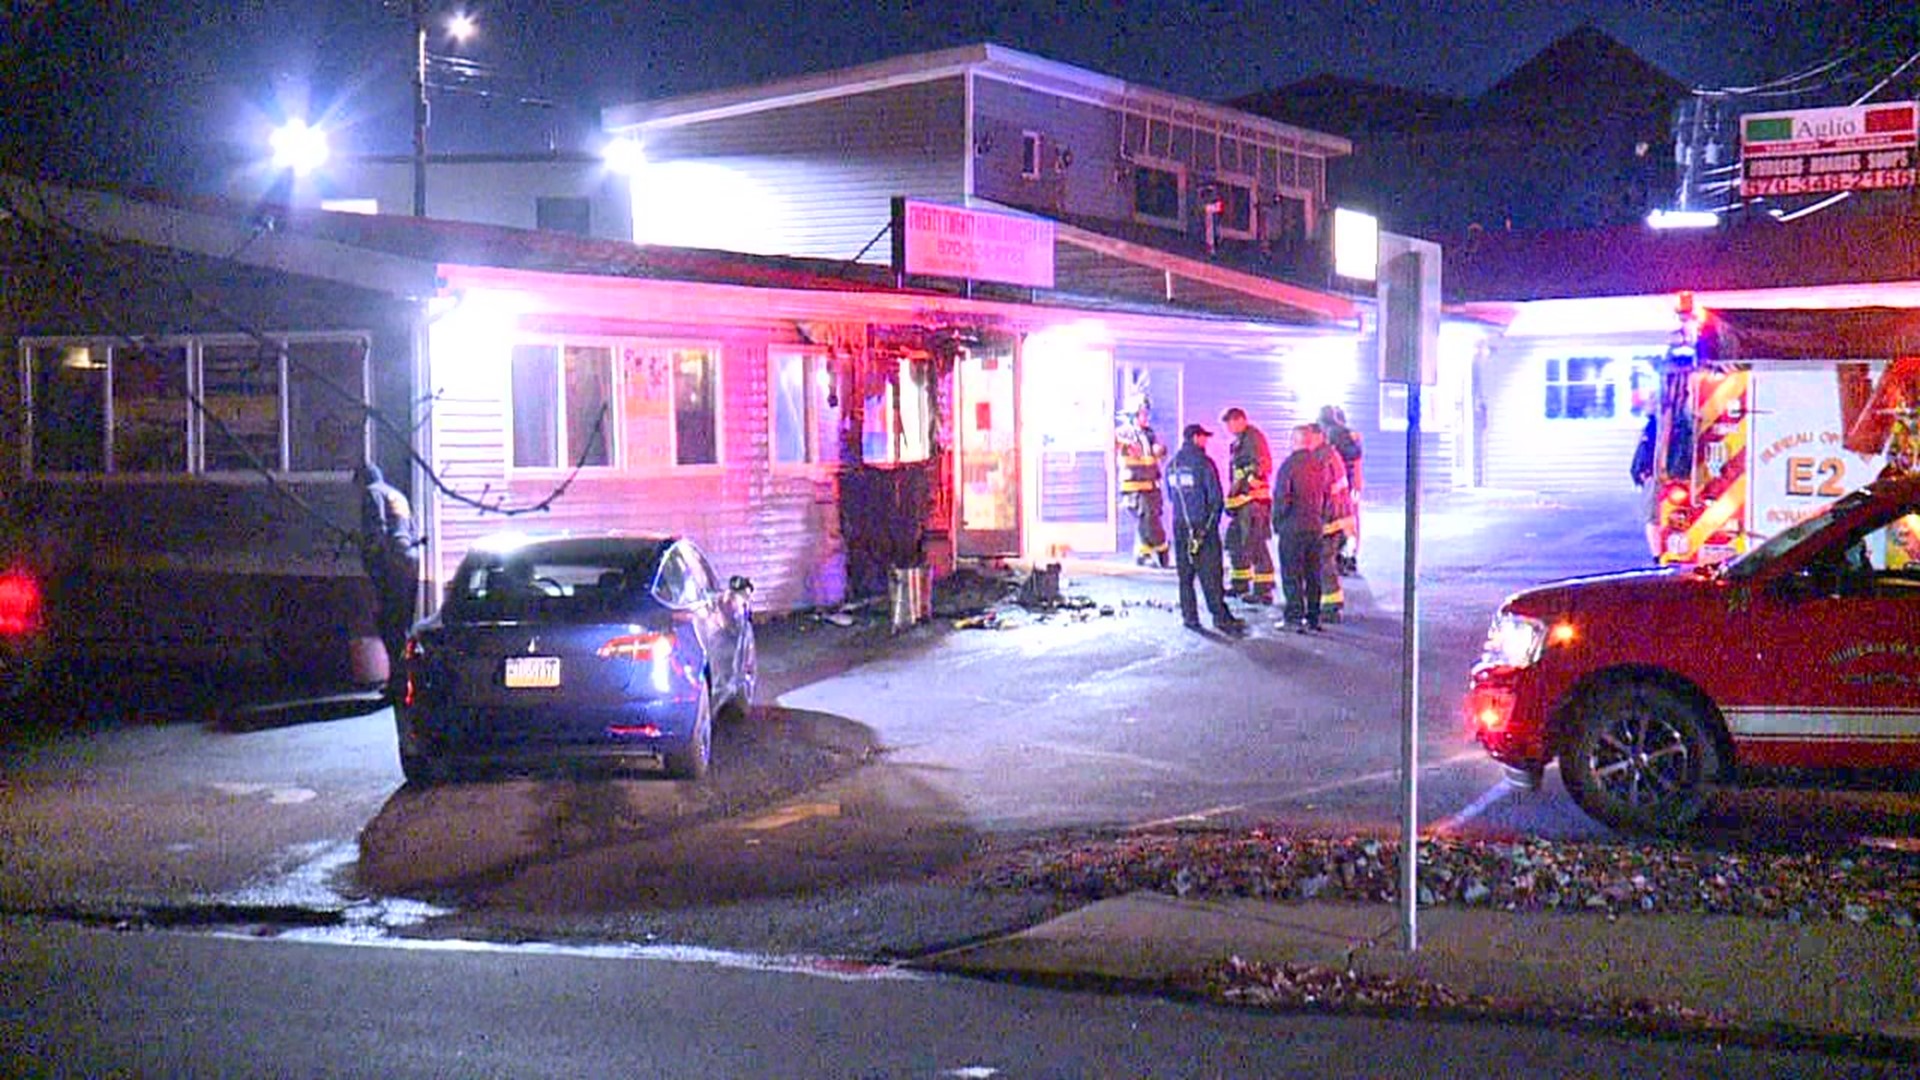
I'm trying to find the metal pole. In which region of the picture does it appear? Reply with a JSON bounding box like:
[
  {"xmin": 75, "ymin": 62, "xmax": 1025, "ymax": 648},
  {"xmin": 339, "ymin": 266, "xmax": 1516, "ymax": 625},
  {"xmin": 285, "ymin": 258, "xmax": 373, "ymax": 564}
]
[
  {"xmin": 1400, "ymin": 381, "xmax": 1422, "ymax": 951},
  {"xmin": 411, "ymin": 0, "xmax": 429, "ymax": 217}
]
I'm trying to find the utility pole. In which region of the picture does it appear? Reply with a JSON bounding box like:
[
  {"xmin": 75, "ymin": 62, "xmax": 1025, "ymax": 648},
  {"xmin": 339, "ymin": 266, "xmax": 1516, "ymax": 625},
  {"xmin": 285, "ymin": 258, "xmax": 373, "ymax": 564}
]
[{"xmin": 410, "ymin": 0, "xmax": 428, "ymax": 217}]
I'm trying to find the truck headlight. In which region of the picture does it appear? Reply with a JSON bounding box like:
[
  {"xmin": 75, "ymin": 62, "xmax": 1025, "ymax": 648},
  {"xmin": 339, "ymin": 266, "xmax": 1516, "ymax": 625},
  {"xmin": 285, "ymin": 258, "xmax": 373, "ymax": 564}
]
[{"xmin": 1478, "ymin": 612, "xmax": 1548, "ymax": 670}]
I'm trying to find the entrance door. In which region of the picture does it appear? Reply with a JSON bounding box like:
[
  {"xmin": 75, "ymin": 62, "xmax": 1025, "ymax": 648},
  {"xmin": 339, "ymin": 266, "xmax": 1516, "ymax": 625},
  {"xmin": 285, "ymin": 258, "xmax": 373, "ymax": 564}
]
[
  {"xmin": 1021, "ymin": 330, "xmax": 1115, "ymax": 556},
  {"xmin": 954, "ymin": 344, "xmax": 1021, "ymax": 558}
]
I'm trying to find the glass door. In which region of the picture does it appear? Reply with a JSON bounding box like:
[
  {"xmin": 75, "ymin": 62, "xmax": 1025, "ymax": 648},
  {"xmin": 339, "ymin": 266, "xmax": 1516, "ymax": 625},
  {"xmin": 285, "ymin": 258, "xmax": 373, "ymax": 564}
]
[{"xmin": 954, "ymin": 343, "xmax": 1021, "ymax": 558}]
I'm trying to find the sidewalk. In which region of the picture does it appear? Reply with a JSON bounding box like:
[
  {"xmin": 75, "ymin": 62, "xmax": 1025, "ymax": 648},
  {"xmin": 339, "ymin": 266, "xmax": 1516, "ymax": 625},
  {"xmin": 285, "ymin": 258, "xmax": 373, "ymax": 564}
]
[
  {"xmin": 917, "ymin": 893, "xmax": 1920, "ymax": 1046},
  {"xmin": 908, "ymin": 491, "xmax": 1918, "ymax": 1050}
]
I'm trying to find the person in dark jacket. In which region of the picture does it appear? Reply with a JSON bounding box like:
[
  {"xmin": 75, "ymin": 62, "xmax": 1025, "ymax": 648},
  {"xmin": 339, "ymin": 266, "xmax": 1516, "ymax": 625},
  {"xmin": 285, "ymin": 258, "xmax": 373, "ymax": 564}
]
[
  {"xmin": 1164, "ymin": 424, "xmax": 1247, "ymax": 636},
  {"xmin": 1272, "ymin": 423, "xmax": 1333, "ymax": 632},
  {"xmin": 355, "ymin": 462, "xmax": 420, "ymax": 696}
]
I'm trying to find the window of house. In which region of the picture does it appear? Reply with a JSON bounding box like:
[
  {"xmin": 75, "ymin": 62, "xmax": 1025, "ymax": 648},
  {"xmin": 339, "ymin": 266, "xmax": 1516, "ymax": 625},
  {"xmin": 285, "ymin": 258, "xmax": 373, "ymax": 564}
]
[
  {"xmin": 861, "ymin": 357, "xmax": 932, "ymax": 465},
  {"xmin": 1021, "ymin": 132, "xmax": 1042, "ymax": 179},
  {"xmin": 510, "ymin": 342, "xmax": 613, "ymax": 468},
  {"xmin": 1215, "ymin": 180, "xmax": 1254, "ymax": 237},
  {"xmin": 536, "ymin": 196, "xmax": 593, "ymax": 236},
  {"xmin": 1132, "ymin": 164, "xmax": 1182, "ymax": 226},
  {"xmin": 23, "ymin": 334, "xmax": 367, "ymax": 477},
  {"xmin": 30, "ymin": 344, "xmax": 107, "ymax": 473},
  {"xmin": 1544, "ymin": 357, "xmax": 1616, "ymax": 420},
  {"xmin": 613, "ymin": 343, "xmax": 721, "ymax": 468},
  {"xmin": 770, "ymin": 349, "xmax": 838, "ymax": 466},
  {"xmin": 200, "ymin": 341, "xmax": 284, "ymax": 471},
  {"xmin": 1542, "ymin": 355, "xmax": 1663, "ymax": 422}
]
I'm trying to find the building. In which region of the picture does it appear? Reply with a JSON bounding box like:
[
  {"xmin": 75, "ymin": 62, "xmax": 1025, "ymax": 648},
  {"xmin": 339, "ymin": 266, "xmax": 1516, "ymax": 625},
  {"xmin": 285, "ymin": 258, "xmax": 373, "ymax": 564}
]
[
  {"xmin": 604, "ymin": 43, "xmax": 1475, "ymax": 509},
  {"xmin": 1, "ymin": 170, "xmax": 1371, "ymax": 687},
  {"xmin": 1448, "ymin": 208, "xmax": 1920, "ymax": 494}
]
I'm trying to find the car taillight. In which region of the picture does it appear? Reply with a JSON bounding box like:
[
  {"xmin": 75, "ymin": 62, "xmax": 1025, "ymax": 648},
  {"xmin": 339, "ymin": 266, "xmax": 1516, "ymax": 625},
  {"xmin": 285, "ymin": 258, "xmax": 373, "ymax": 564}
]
[
  {"xmin": 0, "ymin": 570, "xmax": 43, "ymax": 637},
  {"xmin": 597, "ymin": 633, "xmax": 673, "ymax": 661}
]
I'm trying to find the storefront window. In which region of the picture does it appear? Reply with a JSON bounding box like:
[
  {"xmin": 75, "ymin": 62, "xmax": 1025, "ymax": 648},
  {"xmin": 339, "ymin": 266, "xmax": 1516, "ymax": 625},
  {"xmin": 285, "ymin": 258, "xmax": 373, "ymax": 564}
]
[
  {"xmin": 24, "ymin": 333, "xmax": 369, "ymax": 478},
  {"xmin": 511, "ymin": 342, "xmax": 613, "ymax": 469},
  {"xmin": 201, "ymin": 342, "xmax": 284, "ymax": 472},
  {"xmin": 111, "ymin": 344, "xmax": 190, "ymax": 473},
  {"xmin": 615, "ymin": 343, "xmax": 720, "ymax": 468},
  {"xmin": 770, "ymin": 350, "xmax": 836, "ymax": 466},
  {"xmin": 861, "ymin": 358, "xmax": 932, "ymax": 465},
  {"xmin": 29, "ymin": 344, "xmax": 107, "ymax": 473}
]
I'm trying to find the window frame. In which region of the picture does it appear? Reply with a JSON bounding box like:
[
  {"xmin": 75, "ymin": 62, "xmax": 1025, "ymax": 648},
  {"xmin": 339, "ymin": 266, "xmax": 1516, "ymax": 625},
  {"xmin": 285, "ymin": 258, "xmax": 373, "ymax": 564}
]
[
  {"xmin": 1129, "ymin": 159, "xmax": 1185, "ymax": 229},
  {"xmin": 1020, "ymin": 131, "xmax": 1042, "ymax": 179},
  {"xmin": 767, "ymin": 347, "xmax": 837, "ymax": 471},
  {"xmin": 1541, "ymin": 353, "xmax": 1661, "ymax": 423},
  {"xmin": 507, "ymin": 335, "xmax": 725, "ymax": 476},
  {"xmin": 19, "ymin": 331, "xmax": 370, "ymax": 481}
]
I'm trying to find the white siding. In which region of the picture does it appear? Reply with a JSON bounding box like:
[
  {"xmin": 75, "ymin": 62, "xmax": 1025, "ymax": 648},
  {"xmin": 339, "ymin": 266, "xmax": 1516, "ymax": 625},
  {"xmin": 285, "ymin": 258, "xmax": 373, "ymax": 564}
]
[
  {"xmin": 1479, "ymin": 337, "xmax": 1664, "ymax": 493},
  {"xmin": 633, "ymin": 79, "xmax": 968, "ymax": 261}
]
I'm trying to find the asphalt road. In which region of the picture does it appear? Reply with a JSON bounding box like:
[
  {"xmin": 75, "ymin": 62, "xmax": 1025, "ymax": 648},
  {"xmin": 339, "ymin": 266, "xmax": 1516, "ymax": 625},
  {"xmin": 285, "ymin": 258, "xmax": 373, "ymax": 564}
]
[
  {"xmin": 1, "ymin": 486, "xmax": 1916, "ymax": 953},
  {"xmin": 3, "ymin": 916, "xmax": 1901, "ymax": 1080}
]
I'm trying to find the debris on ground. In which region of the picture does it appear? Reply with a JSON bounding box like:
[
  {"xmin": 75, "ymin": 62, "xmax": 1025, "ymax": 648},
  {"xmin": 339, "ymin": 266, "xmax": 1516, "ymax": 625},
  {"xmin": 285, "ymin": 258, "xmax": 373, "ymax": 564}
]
[
  {"xmin": 964, "ymin": 829, "xmax": 1920, "ymax": 930},
  {"xmin": 1195, "ymin": 956, "xmax": 1736, "ymax": 1033}
]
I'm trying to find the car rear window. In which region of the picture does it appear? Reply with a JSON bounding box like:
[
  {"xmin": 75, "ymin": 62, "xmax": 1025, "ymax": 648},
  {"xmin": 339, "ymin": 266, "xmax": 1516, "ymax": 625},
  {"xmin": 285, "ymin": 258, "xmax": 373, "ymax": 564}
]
[{"xmin": 445, "ymin": 544, "xmax": 664, "ymax": 623}]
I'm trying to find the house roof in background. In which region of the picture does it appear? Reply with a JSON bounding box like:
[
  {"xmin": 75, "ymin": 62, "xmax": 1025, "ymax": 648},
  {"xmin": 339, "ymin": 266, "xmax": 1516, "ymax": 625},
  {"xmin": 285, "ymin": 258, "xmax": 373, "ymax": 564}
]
[{"xmin": 1446, "ymin": 209, "xmax": 1920, "ymax": 304}]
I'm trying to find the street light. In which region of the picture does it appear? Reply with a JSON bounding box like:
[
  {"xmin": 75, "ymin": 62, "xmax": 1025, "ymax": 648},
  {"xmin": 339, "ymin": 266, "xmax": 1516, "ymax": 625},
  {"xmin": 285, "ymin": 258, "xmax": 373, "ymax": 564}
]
[
  {"xmin": 270, "ymin": 119, "xmax": 331, "ymax": 176},
  {"xmin": 409, "ymin": 4, "xmax": 477, "ymax": 217}
]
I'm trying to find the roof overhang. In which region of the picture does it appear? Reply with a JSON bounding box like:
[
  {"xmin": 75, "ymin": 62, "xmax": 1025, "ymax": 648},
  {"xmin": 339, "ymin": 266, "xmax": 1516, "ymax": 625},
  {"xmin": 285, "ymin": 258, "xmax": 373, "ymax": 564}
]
[
  {"xmin": 1470, "ymin": 281, "xmax": 1920, "ymax": 341},
  {"xmin": 1050, "ymin": 220, "xmax": 1360, "ymax": 325},
  {"xmin": 0, "ymin": 174, "xmax": 440, "ymax": 298}
]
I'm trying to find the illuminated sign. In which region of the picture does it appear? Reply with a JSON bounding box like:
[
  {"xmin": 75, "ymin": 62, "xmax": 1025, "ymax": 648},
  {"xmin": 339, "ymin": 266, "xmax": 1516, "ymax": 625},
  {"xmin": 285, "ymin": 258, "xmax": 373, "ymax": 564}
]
[
  {"xmin": 893, "ymin": 198, "xmax": 1055, "ymax": 289},
  {"xmin": 1740, "ymin": 102, "xmax": 1918, "ymax": 198}
]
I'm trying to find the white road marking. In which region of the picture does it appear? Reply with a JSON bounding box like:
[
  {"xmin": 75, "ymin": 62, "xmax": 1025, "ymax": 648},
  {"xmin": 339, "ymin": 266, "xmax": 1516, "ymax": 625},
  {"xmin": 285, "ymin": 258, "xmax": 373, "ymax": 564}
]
[
  {"xmin": 1129, "ymin": 749, "xmax": 1488, "ymax": 830},
  {"xmin": 1429, "ymin": 781, "xmax": 1515, "ymax": 835}
]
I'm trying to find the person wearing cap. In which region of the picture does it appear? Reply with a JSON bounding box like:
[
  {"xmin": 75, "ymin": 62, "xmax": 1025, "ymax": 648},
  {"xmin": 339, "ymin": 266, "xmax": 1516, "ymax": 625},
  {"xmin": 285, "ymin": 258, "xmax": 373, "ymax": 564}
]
[{"xmin": 1164, "ymin": 423, "xmax": 1247, "ymax": 636}]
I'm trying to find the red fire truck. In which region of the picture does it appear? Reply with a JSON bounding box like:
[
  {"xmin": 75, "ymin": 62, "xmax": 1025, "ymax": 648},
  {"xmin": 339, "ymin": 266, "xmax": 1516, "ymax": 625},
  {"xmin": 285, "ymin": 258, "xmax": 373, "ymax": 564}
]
[{"xmin": 1646, "ymin": 299, "xmax": 1920, "ymax": 565}]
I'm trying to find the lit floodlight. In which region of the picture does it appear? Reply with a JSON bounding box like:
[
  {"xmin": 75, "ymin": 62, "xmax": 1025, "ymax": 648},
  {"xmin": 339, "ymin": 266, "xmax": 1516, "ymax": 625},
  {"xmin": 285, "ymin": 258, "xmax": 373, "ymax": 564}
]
[
  {"xmin": 602, "ymin": 137, "xmax": 646, "ymax": 176},
  {"xmin": 1646, "ymin": 209, "xmax": 1720, "ymax": 230},
  {"xmin": 269, "ymin": 119, "xmax": 331, "ymax": 176},
  {"xmin": 448, "ymin": 11, "xmax": 478, "ymax": 41},
  {"xmin": 1333, "ymin": 207, "xmax": 1379, "ymax": 282}
]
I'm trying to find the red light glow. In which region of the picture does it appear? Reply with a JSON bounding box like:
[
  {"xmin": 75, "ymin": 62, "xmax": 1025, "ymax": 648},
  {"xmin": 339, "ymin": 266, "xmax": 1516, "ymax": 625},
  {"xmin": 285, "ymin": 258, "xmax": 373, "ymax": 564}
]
[
  {"xmin": 0, "ymin": 571, "xmax": 43, "ymax": 636},
  {"xmin": 607, "ymin": 723, "xmax": 661, "ymax": 738},
  {"xmin": 597, "ymin": 633, "xmax": 672, "ymax": 661}
]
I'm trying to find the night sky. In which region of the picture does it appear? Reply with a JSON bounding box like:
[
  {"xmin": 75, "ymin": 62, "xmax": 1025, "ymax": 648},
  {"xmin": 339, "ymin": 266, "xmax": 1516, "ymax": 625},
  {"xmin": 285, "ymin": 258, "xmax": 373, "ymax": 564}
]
[{"xmin": 1, "ymin": 0, "xmax": 1910, "ymax": 189}]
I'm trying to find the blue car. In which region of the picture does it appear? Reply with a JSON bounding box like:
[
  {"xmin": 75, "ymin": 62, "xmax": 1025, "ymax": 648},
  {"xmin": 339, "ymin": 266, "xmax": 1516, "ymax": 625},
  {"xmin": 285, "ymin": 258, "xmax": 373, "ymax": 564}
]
[{"xmin": 395, "ymin": 533, "xmax": 756, "ymax": 783}]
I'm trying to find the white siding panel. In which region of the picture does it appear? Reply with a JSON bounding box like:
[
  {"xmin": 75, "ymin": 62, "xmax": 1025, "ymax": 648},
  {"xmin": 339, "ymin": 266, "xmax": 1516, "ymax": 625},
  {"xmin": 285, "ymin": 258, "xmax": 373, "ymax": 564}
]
[
  {"xmin": 1480, "ymin": 340, "xmax": 1657, "ymax": 494},
  {"xmin": 637, "ymin": 79, "xmax": 967, "ymax": 262}
]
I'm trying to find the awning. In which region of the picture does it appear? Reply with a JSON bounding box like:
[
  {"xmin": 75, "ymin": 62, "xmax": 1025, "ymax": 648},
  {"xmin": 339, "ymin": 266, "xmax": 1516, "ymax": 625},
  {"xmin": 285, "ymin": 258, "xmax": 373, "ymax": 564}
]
[{"xmin": 1697, "ymin": 306, "xmax": 1920, "ymax": 361}]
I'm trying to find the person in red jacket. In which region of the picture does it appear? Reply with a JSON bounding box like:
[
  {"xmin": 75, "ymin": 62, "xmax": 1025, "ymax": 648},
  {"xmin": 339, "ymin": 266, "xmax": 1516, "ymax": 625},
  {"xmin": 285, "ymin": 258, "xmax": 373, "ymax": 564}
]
[{"xmin": 1271, "ymin": 423, "xmax": 1333, "ymax": 632}]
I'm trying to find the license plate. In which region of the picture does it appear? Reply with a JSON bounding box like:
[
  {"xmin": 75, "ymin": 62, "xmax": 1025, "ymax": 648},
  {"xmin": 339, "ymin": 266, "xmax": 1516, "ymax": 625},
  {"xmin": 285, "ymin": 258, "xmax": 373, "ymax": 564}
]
[{"xmin": 503, "ymin": 656, "xmax": 562, "ymax": 688}]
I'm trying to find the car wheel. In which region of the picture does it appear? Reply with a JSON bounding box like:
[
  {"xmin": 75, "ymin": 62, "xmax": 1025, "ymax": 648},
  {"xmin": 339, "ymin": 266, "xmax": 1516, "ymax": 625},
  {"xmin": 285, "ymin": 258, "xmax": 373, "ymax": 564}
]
[
  {"xmin": 1561, "ymin": 681, "xmax": 1720, "ymax": 834},
  {"xmin": 664, "ymin": 680, "xmax": 712, "ymax": 781}
]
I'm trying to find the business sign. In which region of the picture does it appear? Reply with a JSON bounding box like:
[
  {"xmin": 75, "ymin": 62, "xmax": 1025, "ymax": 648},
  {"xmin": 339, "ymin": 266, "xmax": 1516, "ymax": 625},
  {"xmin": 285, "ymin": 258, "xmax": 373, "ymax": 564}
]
[
  {"xmin": 893, "ymin": 198, "xmax": 1055, "ymax": 289},
  {"xmin": 1740, "ymin": 102, "xmax": 1918, "ymax": 198}
]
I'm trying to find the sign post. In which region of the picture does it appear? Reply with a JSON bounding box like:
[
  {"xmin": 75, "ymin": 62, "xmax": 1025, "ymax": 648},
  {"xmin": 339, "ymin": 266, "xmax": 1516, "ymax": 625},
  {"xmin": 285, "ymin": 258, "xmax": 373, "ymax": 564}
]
[{"xmin": 1377, "ymin": 234, "xmax": 1440, "ymax": 952}]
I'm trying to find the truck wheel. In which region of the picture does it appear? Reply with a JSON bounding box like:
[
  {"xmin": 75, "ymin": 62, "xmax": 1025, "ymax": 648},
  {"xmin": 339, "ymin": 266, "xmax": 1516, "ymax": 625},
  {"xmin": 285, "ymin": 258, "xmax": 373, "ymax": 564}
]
[{"xmin": 1561, "ymin": 681, "xmax": 1720, "ymax": 834}]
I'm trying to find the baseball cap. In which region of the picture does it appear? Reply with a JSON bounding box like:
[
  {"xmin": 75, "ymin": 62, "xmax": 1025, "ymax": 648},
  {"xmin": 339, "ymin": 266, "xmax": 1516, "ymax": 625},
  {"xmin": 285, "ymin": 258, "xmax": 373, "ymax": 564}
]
[{"xmin": 1183, "ymin": 423, "xmax": 1212, "ymax": 440}]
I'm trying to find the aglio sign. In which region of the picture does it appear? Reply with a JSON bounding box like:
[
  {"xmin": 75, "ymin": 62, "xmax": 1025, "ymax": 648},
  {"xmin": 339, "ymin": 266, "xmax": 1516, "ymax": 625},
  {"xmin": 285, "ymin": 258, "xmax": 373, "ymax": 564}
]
[{"xmin": 1741, "ymin": 102, "xmax": 1918, "ymax": 197}]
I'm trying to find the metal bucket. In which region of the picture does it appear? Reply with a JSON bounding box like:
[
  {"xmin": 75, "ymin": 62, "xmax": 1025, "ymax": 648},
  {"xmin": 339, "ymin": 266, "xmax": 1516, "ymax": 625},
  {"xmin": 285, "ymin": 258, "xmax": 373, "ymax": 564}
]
[{"xmin": 888, "ymin": 566, "xmax": 931, "ymax": 633}]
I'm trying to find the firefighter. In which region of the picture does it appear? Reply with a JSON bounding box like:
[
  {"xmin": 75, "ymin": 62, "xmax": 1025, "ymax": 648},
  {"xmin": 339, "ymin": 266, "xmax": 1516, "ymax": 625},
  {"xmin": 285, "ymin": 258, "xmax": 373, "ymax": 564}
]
[
  {"xmin": 1219, "ymin": 407, "xmax": 1276, "ymax": 604},
  {"xmin": 1317, "ymin": 405, "xmax": 1363, "ymax": 574},
  {"xmin": 1272, "ymin": 423, "xmax": 1332, "ymax": 632},
  {"xmin": 1306, "ymin": 424, "xmax": 1351, "ymax": 620},
  {"xmin": 1115, "ymin": 397, "xmax": 1170, "ymax": 567},
  {"xmin": 1165, "ymin": 424, "xmax": 1247, "ymax": 636}
]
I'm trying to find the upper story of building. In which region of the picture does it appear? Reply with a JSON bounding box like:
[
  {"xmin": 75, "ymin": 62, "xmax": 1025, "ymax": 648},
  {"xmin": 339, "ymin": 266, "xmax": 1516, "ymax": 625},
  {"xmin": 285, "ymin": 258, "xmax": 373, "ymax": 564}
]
[{"xmin": 602, "ymin": 44, "xmax": 1352, "ymax": 279}]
